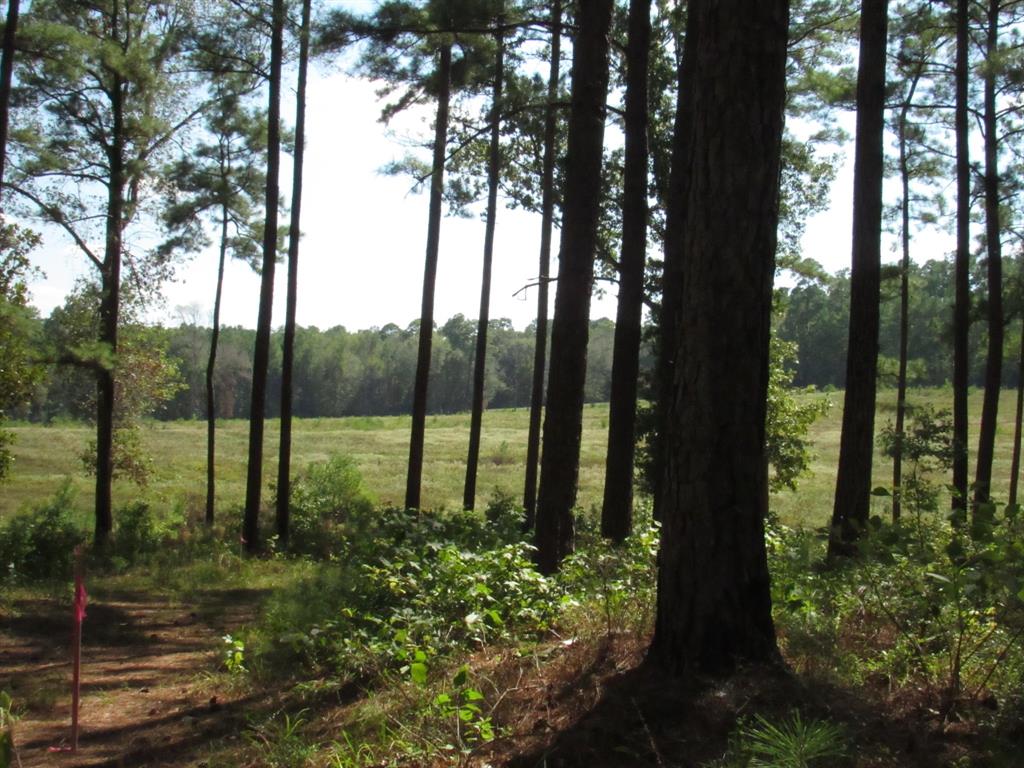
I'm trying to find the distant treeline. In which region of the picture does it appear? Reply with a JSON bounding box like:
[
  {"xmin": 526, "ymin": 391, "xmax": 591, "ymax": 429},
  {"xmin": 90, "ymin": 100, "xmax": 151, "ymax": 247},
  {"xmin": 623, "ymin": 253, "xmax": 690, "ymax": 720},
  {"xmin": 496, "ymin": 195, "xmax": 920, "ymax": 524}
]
[
  {"xmin": 24, "ymin": 314, "xmax": 633, "ymax": 422},
  {"xmin": 778, "ymin": 258, "xmax": 1024, "ymax": 390},
  {"xmin": 17, "ymin": 256, "xmax": 1024, "ymax": 424}
]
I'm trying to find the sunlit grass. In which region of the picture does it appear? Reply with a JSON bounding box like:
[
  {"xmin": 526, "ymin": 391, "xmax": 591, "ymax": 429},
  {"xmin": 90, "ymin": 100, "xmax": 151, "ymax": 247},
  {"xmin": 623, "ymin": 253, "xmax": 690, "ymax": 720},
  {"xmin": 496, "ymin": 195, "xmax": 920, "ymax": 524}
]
[{"xmin": 4, "ymin": 388, "xmax": 1022, "ymax": 531}]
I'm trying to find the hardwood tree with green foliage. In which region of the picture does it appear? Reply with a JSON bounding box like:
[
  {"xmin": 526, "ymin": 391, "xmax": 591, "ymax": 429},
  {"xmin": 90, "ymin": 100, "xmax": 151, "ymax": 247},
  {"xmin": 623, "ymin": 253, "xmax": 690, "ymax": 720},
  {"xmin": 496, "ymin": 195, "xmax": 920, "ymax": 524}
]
[
  {"xmin": 534, "ymin": 0, "xmax": 614, "ymax": 574},
  {"xmin": 828, "ymin": 0, "xmax": 889, "ymax": 556},
  {"xmin": 651, "ymin": 0, "xmax": 789, "ymax": 674}
]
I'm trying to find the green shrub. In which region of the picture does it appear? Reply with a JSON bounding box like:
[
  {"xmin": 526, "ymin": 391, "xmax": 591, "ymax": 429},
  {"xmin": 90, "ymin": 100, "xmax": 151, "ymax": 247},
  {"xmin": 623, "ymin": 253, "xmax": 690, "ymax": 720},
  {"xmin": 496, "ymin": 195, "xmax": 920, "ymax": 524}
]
[
  {"xmin": 285, "ymin": 455, "xmax": 375, "ymax": 556},
  {"xmin": 0, "ymin": 480, "xmax": 85, "ymax": 581},
  {"xmin": 110, "ymin": 501, "xmax": 164, "ymax": 566}
]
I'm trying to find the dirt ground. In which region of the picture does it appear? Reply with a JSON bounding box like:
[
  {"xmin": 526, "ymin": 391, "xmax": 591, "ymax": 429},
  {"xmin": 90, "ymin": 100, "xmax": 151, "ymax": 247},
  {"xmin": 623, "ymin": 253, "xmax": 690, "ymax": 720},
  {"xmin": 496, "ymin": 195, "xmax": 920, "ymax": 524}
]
[{"xmin": 1, "ymin": 588, "xmax": 264, "ymax": 767}]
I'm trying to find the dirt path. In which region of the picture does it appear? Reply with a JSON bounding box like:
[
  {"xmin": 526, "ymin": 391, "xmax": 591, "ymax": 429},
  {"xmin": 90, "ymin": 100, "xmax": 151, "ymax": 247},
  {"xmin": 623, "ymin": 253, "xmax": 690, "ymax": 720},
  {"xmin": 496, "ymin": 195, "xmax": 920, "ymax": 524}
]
[{"xmin": 1, "ymin": 588, "xmax": 266, "ymax": 767}]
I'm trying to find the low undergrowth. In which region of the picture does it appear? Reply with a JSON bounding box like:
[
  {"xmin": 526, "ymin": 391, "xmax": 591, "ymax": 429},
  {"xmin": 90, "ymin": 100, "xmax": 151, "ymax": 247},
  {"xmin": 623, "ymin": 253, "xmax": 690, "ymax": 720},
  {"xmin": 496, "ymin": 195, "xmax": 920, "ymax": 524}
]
[{"xmin": 5, "ymin": 452, "xmax": 1024, "ymax": 766}]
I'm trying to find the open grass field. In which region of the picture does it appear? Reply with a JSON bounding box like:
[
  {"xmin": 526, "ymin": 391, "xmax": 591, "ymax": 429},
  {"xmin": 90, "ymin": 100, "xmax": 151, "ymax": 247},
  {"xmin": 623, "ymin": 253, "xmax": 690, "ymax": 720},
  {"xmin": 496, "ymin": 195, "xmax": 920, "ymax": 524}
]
[{"xmin": 3, "ymin": 387, "xmax": 1023, "ymax": 529}]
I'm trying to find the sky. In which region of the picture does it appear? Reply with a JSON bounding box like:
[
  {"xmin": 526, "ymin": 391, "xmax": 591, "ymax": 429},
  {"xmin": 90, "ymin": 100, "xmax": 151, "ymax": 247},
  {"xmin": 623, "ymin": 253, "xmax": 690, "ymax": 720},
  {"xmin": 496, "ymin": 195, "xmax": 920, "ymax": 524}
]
[{"xmin": 21, "ymin": 46, "xmax": 956, "ymax": 333}]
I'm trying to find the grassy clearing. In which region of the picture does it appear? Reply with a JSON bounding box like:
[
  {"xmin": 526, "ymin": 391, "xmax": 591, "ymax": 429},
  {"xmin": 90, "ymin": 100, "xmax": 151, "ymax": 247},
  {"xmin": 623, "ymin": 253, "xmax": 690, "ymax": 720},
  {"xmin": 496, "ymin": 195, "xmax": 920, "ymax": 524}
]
[{"xmin": 4, "ymin": 388, "xmax": 1023, "ymax": 529}]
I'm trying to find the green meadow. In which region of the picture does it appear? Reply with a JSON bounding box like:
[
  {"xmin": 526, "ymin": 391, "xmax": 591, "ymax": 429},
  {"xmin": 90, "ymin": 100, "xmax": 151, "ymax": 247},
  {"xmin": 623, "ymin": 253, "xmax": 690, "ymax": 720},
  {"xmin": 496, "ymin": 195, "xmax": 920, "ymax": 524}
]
[{"xmin": 3, "ymin": 388, "xmax": 1022, "ymax": 529}]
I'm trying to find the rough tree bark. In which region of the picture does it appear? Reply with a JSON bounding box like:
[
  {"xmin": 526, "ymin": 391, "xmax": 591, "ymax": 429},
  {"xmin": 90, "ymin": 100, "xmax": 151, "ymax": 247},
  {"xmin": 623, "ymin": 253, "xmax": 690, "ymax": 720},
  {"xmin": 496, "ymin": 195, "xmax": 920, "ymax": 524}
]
[
  {"xmin": 276, "ymin": 0, "xmax": 312, "ymax": 547},
  {"xmin": 243, "ymin": 0, "xmax": 285, "ymax": 552},
  {"xmin": 534, "ymin": 0, "xmax": 614, "ymax": 574},
  {"xmin": 405, "ymin": 42, "xmax": 453, "ymax": 511},
  {"xmin": 650, "ymin": 0, "xmax": 789, "ymax": 675},
  {"xmin": 523, "ymin": 0, "xmax": 561, "ymax": 531},
  {"xmin": 828, "ymin": 0, "xmax": 889, "ymax": 557},
  {"xmin": 600, "ymin": 0, "xmax": 650, "ymax": 543}
]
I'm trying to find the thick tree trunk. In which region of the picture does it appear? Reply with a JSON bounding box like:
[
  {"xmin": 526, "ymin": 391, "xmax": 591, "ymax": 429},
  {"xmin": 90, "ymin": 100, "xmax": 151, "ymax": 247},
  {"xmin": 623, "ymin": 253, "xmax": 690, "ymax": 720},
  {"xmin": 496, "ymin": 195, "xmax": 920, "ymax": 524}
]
[
  {"xmin": 952, "ymin": 0, "xmax": 971, "ymax": 522},
  {"xmin": 650, "ymin": 0, "xmax": 788, "ymax": 675},
  {"xmin": 973, "ymin": 0, "xmax": 1002, "ymax": 510},
  {"xmin": 534, "ymin": 0, "xmax": 613, "ymax": 573},
  {"xmin": 601, "ymin": 0, "xmax": 650, "ymax": 542},
  {"xmin": 464, "ymin": 19, "xmax": 504, "ymax": 512},
  {"xmin": 0, "ymin": 0, "xmax": 19, "ymax": 197},
  {"xmin": 276, "ymin": 0, "xmax": 312, "ymax": 547},
  {"xmin": 205, "ymin": 206, "xmax": 229, "ymax": 525},
  {"xmin": 828, "ymin": 0, "xmax": 889, "ymax": 557},
  {"xmin": 523, "ymin": 0, "xmax": 561, "ymax": 531},
  {"xmin": 652, "ymin": 34, "xmax": 697, "ymax": 525},
  {"xmin": 243, "ymin": 0, "xmax": 285, "ymax": 552},
  {"xmin": 1009, "ymin": 321, "xmax": 1024, "ymax": 507},
  {"xmin": 405, "ymin": 43, "xmax": 452, "ymax": 511}
]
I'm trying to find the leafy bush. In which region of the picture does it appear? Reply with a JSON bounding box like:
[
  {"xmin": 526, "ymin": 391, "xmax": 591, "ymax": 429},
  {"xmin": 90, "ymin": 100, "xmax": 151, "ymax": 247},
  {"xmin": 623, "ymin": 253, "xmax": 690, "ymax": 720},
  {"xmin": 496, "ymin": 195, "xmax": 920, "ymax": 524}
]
[
  {"xmin": 284, "ymin": 454, "xmax": 375, "ymax": 556},
  {"xmin": 769, "ymin": 506, "xmax": 1024, "ymax": 713},
  {"xmin": 109, "ymin": 501, "xmax": 168, "ymax": 567},
  {"xmin": 0, "ymin": 480, "xmax": 85, "ymax": 581}
]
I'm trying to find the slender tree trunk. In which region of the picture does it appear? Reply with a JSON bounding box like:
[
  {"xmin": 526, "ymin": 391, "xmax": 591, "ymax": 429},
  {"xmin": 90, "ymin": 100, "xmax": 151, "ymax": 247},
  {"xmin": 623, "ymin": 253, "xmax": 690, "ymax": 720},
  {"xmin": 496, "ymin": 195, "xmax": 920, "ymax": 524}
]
[
  {"xmin": 405, "ymin": 43, "xmax": 452, "ymax": 511},
  {"xmin": 952, "ymin": 0, "xmax": 971, "ymax": 523},
  {"xmin": 95, "ymin": 69, "xmax": 126, "ymax": 546},
  {"xmin": 464, "ymin": 16, "xmax": 505, "ymax": 511},
  {"xmin": 276, "ymin": 0, "xmax": 312, "ymax": 547},
  {"xmin": 650, "ymin": 0, "xmax": 788, "ymax": 675},
  {"xmin": 893, "ymin": 71, "xmax": 920, "ymax": 524},
  {"xmin": 0, "ymin": 0, "xmax": 20, "ymax": 197},
  {"xmin": 973, "ymin": 0, "xmax": 1002, "ymax": 510},
  {"xmin": 828, "ymin": 0, "xmax": 889, "ymax": 557},
  {"xmin": 523, "ymin": 0, "xmax": 561, "ymax": 531},
  {"xmin": 534, "ymin": 0, "xmax": 614, "ymax": 574},
  {"xmin": 601, "ymin": 0, "xmax": 650, "ymax": 543},
  {"xmin": 243, "ymin": 0, "xmax": 284, "ymax": 552},
  {"xmin": 205, "ymin": 204, "xmax": 229, "ymax": 525},
  {"xmin": 1009, "ymin": 320, "xmax": 1024, "ymax": 507}
]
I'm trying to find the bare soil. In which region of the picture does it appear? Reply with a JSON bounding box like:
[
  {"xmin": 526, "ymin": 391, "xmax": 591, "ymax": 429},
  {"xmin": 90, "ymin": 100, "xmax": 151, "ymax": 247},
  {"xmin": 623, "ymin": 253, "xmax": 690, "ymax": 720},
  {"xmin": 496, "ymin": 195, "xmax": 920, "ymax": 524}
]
[{"xmin": 1, "ymin": 587, "xmax": 266, "ymax": 767}]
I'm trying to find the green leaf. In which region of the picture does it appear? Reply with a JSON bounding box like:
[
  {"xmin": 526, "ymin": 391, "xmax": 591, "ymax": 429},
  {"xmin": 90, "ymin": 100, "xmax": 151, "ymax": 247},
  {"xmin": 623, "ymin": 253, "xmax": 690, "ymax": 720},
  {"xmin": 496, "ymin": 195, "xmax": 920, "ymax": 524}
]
[
  {"xmin": 410, "ymin": 662, "xmax": 428, "ymax": 685},
  {"xmin": 452, "ymin": 665, "xmax": 469, "ymax": 687}
]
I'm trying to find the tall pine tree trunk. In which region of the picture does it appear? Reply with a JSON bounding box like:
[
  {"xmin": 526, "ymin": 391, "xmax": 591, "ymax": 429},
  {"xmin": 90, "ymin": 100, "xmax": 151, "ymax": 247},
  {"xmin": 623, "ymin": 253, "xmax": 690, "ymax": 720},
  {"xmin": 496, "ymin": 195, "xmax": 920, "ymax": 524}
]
[
  {"xmin": 535, "ymin": 0, "xmax": 614, "ymax": 574},
  {"xmin": 652, "ymin": 36, "xmax": 696, "ymax": 525},
  {"xmin": 276, "ymin": 0, "xmax": 312, "ymax": 547},
  {"xmin": 243, "ymin": 0, "xmax": 285, "ymax": 552},
  {"xmin": 952, "ymin": 0, "xmax": 971, "ymax": 523},
  {"xmin": 973, "ymin": 0, "xmax": 1002, "ymax": 510},
  {"xmin": 405, "ymin": 43, "xmax": 452, "ymax": 512},
  {"xmin": 651, "ymin": 0, "xmax": 788, "ymax": 675},
  {"xmin": 893, "ymin": 70, "xmax": 920, "ymax": 524},
  {"xmin": 601, "ymin": 0, "xmax": 649, "ymax": 542},
  {"xmin": 205, "ymin": 204, "xmax": 229, "ymax": 525},
  {"xmin": 828, "ymin": 0, "xmax": 889, "ymax": 557},
  {"xmin": 0, "ymin": 0, "xmax": 19, "ymax": 196},
  {"xmin": 95, "ymin": 70, "xmax": 126, "ymax": 546},
  {"xmin": 464, "ymin": 16, "xmax": 504, "ymax": 511},
  {"xmin": 523, "ymin": 0, "xmax": 561, "ymax": 531}
]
